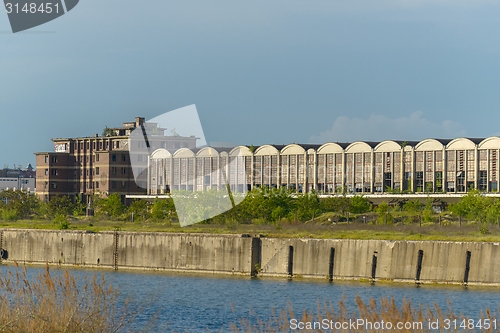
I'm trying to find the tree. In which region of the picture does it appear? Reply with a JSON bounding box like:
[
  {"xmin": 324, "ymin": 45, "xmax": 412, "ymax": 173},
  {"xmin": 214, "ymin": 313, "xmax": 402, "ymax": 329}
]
[
  {"xmin": 128, "ymin": 199, "xmax": 150, "ymax": 221},
  {"xmin": 449, "ymin": 189, "xmax": 488, "ymax": 223},
  {"xmin": 350, "ymin": 195, "xmax": 370, "ymax": 214},
  {"xmin": 295, "ymin": 191, "xmax": 321, "ymax": 221},
  {"xmin": 47, "ymin": 195, "xmax": 74, "ymax": 217},
  {"xmin": 95, "ymin": 193, "xmax": 125, "ymax": 218},
  {"xmin": 0, "ymin": 189, "xmax": 41, "ymax": 220},
  {"xmin": 332, "ymin": 195, "xmax": 352, "ymax": 219},
  {"xmin": 102, "ymin": 126, "xmax": 115, "ymax": 137},
  {"xmin": 403, "ymin": 199, "xmax": 423, "ymax": 214},
  {"xmin": 150, "ymin": 198, "xmax": 175, "ymax": 221},
  {"xmin": 486, "ymin": 199, "xmax": 500, "ymax": 226},
  {"xmin": 375, "ymin": 201, "xmax": 393, "ymax": 224}
]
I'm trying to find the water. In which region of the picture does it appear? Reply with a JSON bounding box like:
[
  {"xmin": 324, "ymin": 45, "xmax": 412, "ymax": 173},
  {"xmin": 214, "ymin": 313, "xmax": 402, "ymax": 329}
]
[{"xmin": 1, "ymin": 265, "xmax": 499, "ymax": 332}]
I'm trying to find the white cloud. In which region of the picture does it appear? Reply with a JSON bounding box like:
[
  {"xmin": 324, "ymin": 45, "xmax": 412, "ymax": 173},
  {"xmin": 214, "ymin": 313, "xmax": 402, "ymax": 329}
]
[{"xmin": 309, "ymin": 111, "xmax": 467, "ymax": 143}]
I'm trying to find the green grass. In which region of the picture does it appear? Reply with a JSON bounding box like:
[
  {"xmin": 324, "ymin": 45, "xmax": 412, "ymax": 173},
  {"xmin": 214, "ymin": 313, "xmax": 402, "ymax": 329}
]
[{"xmin": 2, "ymin": 216, "xmax": 500, "ymax": 242}]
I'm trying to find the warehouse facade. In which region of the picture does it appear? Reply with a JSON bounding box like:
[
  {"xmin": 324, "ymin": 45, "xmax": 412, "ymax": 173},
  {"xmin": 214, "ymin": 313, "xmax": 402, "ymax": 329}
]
[{"xmin": 147, "ymin": 137, "xmax": 500, "ymax": 195}]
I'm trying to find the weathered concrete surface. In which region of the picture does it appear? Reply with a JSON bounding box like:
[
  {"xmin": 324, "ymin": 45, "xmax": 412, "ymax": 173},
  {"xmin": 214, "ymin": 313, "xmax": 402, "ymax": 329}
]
[
  {"xmin": 116, "ymin": 232, "xmax": 254, "ymax": 274},
  {"xmin": 259, "ymin": 238, "xmax": 500, "ymax": 285},
  {"xmin": 1, "ymin": 229, "xmax": 499, "ymax": 286},
  {"xmin": 2, "ymin": 229, "xmax": 115, "ymax": 267},
  {"xmin": 1, "ymin": 230, "xmax": 254, "ymax": 275}
]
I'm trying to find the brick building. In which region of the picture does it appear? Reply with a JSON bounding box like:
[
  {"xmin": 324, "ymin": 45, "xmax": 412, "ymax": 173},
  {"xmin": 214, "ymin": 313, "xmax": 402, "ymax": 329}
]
[{"xmin": 35, "ymin": 117, "xmax": 197, "ymax": 203}]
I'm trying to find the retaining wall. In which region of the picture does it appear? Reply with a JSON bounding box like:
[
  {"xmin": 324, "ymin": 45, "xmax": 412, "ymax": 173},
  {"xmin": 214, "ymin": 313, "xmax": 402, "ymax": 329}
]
[{"xmin": 1, "ymin": 229, "xmax": 499, "ymax": 285}]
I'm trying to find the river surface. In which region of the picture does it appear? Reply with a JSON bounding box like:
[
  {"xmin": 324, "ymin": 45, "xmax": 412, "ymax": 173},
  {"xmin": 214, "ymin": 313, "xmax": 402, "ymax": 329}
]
[{"xmin": 1, "ymin": 265, "xmax": 499, "ymax": 332}]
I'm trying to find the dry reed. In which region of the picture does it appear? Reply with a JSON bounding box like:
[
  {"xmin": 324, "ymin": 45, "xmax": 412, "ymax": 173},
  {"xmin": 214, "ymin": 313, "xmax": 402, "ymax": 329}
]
[
  {"xmin": 0, "ymin": 265, "xmax": 131, "ymax": 333},
  {"xmin": 230, "ymin": 296, "xmax": 499, "ymax": 332}
]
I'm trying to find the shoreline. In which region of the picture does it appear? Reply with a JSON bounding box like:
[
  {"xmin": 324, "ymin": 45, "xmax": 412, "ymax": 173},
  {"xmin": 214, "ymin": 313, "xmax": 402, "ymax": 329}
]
[{"xmin": 1, "ymin": 229, "xmax": 499, "ymax": 287}]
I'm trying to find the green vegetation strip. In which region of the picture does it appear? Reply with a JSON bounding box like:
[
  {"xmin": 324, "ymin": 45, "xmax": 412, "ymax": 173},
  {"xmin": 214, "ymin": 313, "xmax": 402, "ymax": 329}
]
[
  {"xmin": 3, "ymin": 218, "xmax": 500, "ymax": 242},
  {"xmin": 2, "ymin": 188, "xmax": 500, "ymax": 242}
]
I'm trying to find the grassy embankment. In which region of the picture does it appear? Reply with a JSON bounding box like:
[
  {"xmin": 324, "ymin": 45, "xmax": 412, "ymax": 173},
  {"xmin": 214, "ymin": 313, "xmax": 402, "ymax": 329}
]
[{"xmin": 2, "ymin": 212, "xmax": 500, "ymax": 242}]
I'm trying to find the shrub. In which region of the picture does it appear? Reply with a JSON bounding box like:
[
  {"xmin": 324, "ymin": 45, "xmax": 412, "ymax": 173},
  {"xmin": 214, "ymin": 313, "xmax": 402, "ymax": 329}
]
[
  {"xmin": 52, "ymin": 214, "xmax": 70, "ymax": 230},
  {"xmin": 1, "ymin": 208, "xmax": 19, "ymax": 221}
]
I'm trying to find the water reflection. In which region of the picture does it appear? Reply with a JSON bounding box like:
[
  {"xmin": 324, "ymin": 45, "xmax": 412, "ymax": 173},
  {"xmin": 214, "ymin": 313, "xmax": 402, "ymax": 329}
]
[{"xmin": 1, "ymin": 265, "xmax": 498, "ymax": 332}]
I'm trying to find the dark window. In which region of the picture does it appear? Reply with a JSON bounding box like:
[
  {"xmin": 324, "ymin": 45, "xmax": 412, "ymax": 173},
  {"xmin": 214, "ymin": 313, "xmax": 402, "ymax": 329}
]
[
  {"xmin": 435, "ymin": 171, "xmax": 443, "ymax": 192},
  {"xmin": 415, "ymin": 172, "xmax": 424, "ymax": 192},
  {"xmin": 479, "ymin": 171, "xmax": 488, "ymax": 191},
  {"xmin": 96, "ymin": 167, "xmax": 99, "ymax": 175},
  {"xmin": 112, "ymin": 154, "xmax": 117, "ymax": 162},
  {"xmin": 122, "ymin": 154, "xmax": 126, "ymax": 162},
  {"xmin": 457, "ymin": 171, "xmax": 465, "ymax": 192},
  {"xmin": 112, "ymin": 181, "xmax": 116, "ymax": 189}
]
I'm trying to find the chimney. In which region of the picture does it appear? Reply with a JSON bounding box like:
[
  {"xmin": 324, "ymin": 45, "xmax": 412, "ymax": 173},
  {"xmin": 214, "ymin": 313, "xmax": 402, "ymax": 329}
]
[{"xmin": 135, "ymin": 117, "xmax": 145, "ymax": 127}]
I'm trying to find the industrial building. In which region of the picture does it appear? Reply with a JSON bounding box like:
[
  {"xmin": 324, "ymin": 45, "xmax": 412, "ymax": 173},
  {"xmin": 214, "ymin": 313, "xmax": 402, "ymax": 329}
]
[
  {"xmin": 147, "ymin": 137, "xmax": 500, "ymax": 196},
  {"xmin": 35, "ymin": 117, "xmax": 198, "ymax": 202},
  {"xmin": 0, "ymin": 165, "xmax": 36, "ymax": 192}
]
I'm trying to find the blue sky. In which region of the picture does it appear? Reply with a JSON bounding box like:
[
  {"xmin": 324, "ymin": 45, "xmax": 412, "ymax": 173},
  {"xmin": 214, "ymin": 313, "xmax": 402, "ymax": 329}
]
[{"xmin": 1, "ymin": 0, "xmax": 500, "ymax": 168}]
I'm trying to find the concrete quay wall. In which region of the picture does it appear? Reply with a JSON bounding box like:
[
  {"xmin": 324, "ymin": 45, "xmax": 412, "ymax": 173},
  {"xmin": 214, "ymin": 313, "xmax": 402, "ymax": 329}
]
[
  {"xmin": 259, "ymin": 238, "xmax": 500, "ymax": 285},
  {"xmin": 1, "ymin": 230, "xmax": 255, "ymax": 275},
  {"xmin": 0, "ymin": 229, "xmax": 499, "ymax": 285}
]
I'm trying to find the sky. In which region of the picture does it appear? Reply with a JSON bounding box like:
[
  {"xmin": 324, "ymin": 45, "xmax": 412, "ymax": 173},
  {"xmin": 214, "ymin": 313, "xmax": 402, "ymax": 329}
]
[{"xmin": 2, "ymin": 0, "xmax": 500, "ymax": 168}]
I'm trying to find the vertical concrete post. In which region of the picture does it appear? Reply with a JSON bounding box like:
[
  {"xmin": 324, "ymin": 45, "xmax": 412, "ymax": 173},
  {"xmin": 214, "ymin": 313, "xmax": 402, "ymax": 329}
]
[
  {"xmin": 371, "ymin": 251, "xmax": 378, "ymax": 282},
  {"xmin": 0, "ymin": 230, "xmax": 3, "ymax": 264},
  {"xmin": 250, "ymin": 237, "xmax": 262, "ymax": 277},
  {"xmin": 113, "ymin": 231, "xmax": 119, "ymax": 271},
  {"xmin": 415, "ymin": 250, "xmax": 424, "ymax": 283},
  {"xmin": 328, "ymin": 247, "xmax": 335, "ymax": 282},
  {"xmin": 464, "ymin": 251, "xmax": 472, "ymax": 286},
  {"xmin": 288, "ymin": 245, "xmax": 294, "ymax": 277}
]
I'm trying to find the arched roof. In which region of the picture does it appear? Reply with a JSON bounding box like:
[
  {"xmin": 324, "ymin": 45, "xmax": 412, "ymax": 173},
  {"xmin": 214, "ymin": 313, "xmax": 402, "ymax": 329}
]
[
  {"xmin": 229, "ymin": 146, "xmax": 253, "ymax": 156},
  {"xmin": 150, "ymin": 148, "xmax": 172, "ymax": 159},
  {"xmin": 280, "ymin": 144, "xmax": 306, "ymax": 155},
  {"xmin": 479, "ymin": 137, "xmax": 500, "ymax": 149},
  {"xmin": 196, "ymin": 147, "xmax": 219, "ymax": 158},
  {"xmin": 173, "ymin": 148, "xmax": 195, "ymax": 158},
  {"xmin": 254, "ymin": 144, "xmax": 280, "ymax": 156},
  {"xmin": 446, "ymin": 138, "xmax": 477, "ymax": 150},
  {"xmin": 374, "ymin": 140, "xmax": 401, "ymax": 152},
  {"xmin": 415, "ymin": 139, "xmax": 445, "ymax": 151},
  {"xmin": 316, "ymin": 142, "xmax": 344, "ymax": 154},
  {"xmin": 345, "ymin": 141, "xmax": 373, "ymax": 153}
]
